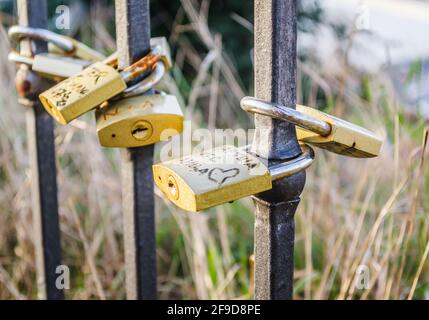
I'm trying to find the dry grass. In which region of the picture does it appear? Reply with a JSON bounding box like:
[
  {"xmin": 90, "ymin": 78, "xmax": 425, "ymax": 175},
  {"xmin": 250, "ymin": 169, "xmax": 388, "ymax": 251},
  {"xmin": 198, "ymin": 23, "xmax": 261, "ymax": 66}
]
[{"xmin": 0, "ymin": 0, "xmax": 428, "ymax": 300}]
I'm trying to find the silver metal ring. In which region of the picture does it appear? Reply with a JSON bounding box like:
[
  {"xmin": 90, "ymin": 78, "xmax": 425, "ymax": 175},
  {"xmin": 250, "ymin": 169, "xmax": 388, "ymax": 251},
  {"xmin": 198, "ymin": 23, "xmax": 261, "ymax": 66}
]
[
  {"xmin": 240, "ymin": 96, "xmax": 331, "ymax": 136},
  {"xmin": 269, "ymin": 144, "xmax": 315, "ymax": 181},
  {"xmin": 122, "ymin": 61, "xmax": 166, "ymax": 98},
  {"xmin": 8, "ymin": 25, "xmax": 74, "ymax": 53}
]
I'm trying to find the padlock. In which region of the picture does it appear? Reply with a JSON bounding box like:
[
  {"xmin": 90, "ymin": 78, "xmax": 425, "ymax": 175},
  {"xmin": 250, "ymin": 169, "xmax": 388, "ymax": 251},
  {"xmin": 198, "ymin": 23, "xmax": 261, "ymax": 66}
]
[
  {"xmin": 38, "ymin": 46, "xmax": 165, "ymax": 124},
  {"xmin": 8, "ymin": 25, "xmax": 105, "ymax": 62},
  {"xmin": 152, "ymin": 144, "xmax": 314, "ymax": 212},
  {"xmin": 96, "ymin": 93, "xmax": 183, "ymax": 148},
  {"xmin": 240, "ymin": 97, "xmax": 383, "ymax": 158},
  {"xmin": 8, "ymin": 51, "xmax": 91, "ymax": 80}
]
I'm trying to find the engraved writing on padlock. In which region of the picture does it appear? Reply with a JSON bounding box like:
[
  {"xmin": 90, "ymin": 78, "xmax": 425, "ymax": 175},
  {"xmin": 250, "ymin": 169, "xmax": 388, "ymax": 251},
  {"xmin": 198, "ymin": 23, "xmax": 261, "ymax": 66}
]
[
  {"xmin": 39, "ymin": 62, "xmax": 126, "ymax": 124},
  {"xmin": 9, "ymin": 52, "xmax": 91, "ymax": 80},
  {"xmin": 96, "ymin": 94, "xmax": 183, "ymax": 148},
  {"xmin": 153, "ymin": 145, "xmax": 314, "ymax": 212},
  {"xmin": 295, "ymin": 105, "xmax": 382, "ymax": 158},
  {"xmin": 241, "ymin": 97, "xmax": 382, "ymax": 158},
  {"xmin": 39, "ymin": 48, "xmax": 163, "ymax": 124}
]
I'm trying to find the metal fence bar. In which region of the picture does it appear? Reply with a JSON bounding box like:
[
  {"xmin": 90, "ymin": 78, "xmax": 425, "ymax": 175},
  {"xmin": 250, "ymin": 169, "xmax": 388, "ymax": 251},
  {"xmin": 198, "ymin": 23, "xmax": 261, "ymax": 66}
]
[
  {"xmin": 115, "ymin": 0, "xmax": 157, "ymax": 300},
  {"xmin": 16, "ymin": 0, "xmax": 63, "ymax": 300},
  {"xmin": 252, "ymin": 0, "xmax": 304, "ymax": 300}
]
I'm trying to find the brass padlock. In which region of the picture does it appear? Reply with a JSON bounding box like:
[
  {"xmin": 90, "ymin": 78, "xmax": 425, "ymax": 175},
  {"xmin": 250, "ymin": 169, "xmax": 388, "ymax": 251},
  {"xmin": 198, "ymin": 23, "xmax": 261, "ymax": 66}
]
[
  {"xmin": 153, "ymin": 144, "xmax": 314, "ymax": 212},
  {"xmin": 295, "ymin": 105, "xmax": 382, "ymax": 158},
  {"xmin": 96, "ymin": 94, "xmax": 183, "ymax": 148},
  {"xmin": 8, "ymin": 51, "xmax": 91, "ymax": 80},
  {"xmin": 39, "ymin": 47, "xmax": 164, "ymax": 124},
  {"xmin": 8, "ymin": 25, "xmax": 105, "ymax": 62},
  {"xmin": 240, "ymin": 97, "xmax": 382, "ymax": 158}
]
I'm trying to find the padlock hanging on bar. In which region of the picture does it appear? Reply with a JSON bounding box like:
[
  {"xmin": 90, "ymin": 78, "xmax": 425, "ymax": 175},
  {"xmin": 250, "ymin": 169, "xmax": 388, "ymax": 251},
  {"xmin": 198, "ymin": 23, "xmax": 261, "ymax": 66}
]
[
  {"xmin": 96, "ymin": 93, "xmax": 183, "ymax": 148},
  {"xmin": 8, "ymin": 51, "xmax": 91, "ymax": 80},
  {"xmin": 153, "ymin": 144, "xmax": 314, "ymax": 212},
  {"xmin": 39, "ymin": 41, "xmax": 172, "ymax": 125},
  {"xmin": 8, "ymin": 25, "xmax": 106, "ymax": 62},
  {"xmin": 240, "ymin": 97, "xmax": 383, "ymax": 158}
]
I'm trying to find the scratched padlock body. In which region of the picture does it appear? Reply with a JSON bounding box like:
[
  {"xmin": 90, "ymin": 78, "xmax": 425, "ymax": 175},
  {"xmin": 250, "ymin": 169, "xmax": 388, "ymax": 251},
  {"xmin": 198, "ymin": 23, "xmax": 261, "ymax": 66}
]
[
  {"xmin": 153, "ymin": 146, "xmax": 272, "ymax": 212},
  {"xmin": 96, "ymin": 94, "xmax": 184, "ymax": 148},
  {"xmin": 39, "ymin": 39, "xmax": 170, "ymax": 125},
  {"xmin": 39, "ymin": 62, "xmax": 126, "ymax": 124},
  {"xmin": 295, "ymin": 105, "xmax": 382, "ymax": 158}
]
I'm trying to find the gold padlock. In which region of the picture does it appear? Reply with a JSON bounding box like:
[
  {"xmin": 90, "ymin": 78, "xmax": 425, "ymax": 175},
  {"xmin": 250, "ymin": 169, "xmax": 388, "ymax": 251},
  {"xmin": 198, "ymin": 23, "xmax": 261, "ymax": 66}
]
[
  {"xmin": 295, "ymin": 105, "xmax": 382, "ymax": 158},
  {"xmin": 96, "ymin": 94, "xmax": 183, "ymax": 148},
  {"xmin": 8, "ymin": 25, "xmax": 105, "ymax": 62},
  {"xmin": 39, "ymin": 47, "xmax": 164, "ymax": 124},
  {"xmin": 240, "ymin": 97, "xmax": 383, "ymax": 158},
  {"xmin": 153, "ymin": 144, "xmax": 314, "ymax": 212},
  {"xmin": 8, "ymin": 51, "xmax": 91, "ymax": 80}
]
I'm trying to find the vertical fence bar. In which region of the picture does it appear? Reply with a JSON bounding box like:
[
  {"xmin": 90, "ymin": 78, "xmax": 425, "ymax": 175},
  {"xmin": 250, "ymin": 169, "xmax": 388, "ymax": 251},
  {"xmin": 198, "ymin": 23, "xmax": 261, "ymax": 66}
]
[
  {"xmin": 252, "ymin": 0, "xmax": 304, "ymax": 300},
  {"xmin": 115, "ymin": 0, "xmax": 157, "ymax": 300},
  {"xmin": 16, "ymin": 0, "xmax": 63, "ymax": 300}
]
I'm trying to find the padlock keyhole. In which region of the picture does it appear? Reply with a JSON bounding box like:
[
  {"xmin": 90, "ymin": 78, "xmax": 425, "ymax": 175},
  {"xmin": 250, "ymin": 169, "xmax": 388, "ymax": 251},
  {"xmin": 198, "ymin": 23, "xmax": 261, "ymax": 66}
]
[{"xmin": 131, "ymin": 120, "xmax": 153, "ymax": 141}]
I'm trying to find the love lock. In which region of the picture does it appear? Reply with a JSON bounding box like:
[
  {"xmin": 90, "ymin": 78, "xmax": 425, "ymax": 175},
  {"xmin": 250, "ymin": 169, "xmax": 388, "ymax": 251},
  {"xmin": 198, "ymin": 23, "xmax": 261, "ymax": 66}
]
[
  {"xmin": 153, "ymin": 144, "xmax": 314, "ymax": 212},
  {"xmin": 39, "ymin": 39, "xmax": 172, "ymax": 124},
  {"xmin": 96, "ymin": 93, "xmax": 183, "ymax": 148},
  {"xmin": 241, "ymin": 97, "xmax": 383, "ymax": 158}
]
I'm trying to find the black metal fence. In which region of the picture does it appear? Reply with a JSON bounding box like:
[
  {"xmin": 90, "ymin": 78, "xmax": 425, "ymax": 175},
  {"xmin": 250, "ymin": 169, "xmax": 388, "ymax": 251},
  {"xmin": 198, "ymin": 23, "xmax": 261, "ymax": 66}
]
[{"xmin": 12, "ymin": 0, "xmax": 301, "ymax": 300}]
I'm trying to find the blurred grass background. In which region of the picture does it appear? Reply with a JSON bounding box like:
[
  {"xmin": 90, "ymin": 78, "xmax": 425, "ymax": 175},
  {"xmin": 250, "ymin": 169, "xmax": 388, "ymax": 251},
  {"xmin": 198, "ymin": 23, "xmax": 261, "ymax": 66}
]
[{"xmin": 0, "ymin": 0, "xmax": 428, "ymax": 299}]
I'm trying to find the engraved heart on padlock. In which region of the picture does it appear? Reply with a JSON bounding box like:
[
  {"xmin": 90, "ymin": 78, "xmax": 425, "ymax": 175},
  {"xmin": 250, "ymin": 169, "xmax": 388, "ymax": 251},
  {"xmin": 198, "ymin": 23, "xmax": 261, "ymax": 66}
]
[{"xmin": 208, "ymin": 167, "xmax": 240, "ymax": 186}]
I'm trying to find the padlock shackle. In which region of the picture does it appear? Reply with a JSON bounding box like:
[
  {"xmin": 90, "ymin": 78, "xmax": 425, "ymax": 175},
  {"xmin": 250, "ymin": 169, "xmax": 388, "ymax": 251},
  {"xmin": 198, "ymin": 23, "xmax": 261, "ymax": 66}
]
[
  {"xmin": 8, "ymin": 25, "xmax": 75, "ymax": 53},
  {"xmin": 241, "ymin": 96, "xmax": 332, "ymax": 137},
  {"xmin": 120, "ymin": 45, "xmax": 162, "ymax": 83},
  {"xmin": 121, "ymin": 61, "xmax": 166, "ymax": 98},
  {"xmin": 269, "ymin": 144, "xmax": 315, "ymax": 181}
]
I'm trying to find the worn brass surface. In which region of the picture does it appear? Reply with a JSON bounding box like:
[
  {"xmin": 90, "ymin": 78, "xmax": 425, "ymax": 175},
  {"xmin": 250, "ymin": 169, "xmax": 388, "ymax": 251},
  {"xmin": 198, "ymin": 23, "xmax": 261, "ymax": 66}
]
[
  {"xmin": 241, "ymin": 96, "xmax": 382, "ymax": 158},
  {"xmin": 153, "ymin": 146, "xmax": 272, "ymax": 212},
  {"xmin": 39, "ymin": 62, "xmax": 127, "ymax": 124},
  {"xmin": 96, "ymin": 94, "xmax": 183, "ymax": 148},
  {"xmin": 296, "ymin": 105, "xmax": 382, "ymax": 158},
  {"xmin": 32, "ymin": 53, "xmax": 90, "ymax": 79},
  {"xmin": 153, "ymin": 144, "xmax": 315, "ymax": 212}
]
